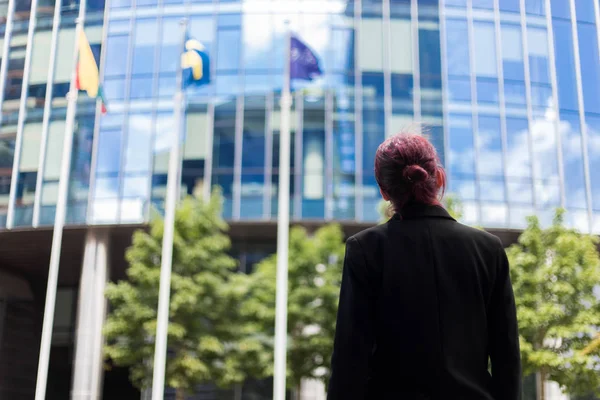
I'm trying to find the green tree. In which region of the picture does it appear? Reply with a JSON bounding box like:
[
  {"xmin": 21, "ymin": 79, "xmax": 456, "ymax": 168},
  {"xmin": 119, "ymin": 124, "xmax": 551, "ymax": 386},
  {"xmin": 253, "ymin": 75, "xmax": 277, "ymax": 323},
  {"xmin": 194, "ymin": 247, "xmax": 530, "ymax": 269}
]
[
  {"xmin": 245, "ymin": 224, "xmax": 346, "ymax": 392},
  {"xmin": 104, "ymin": 193, "xmax": 268, "ymax": 399},
  {"xmin": 506, "ymin": 210, "xmax": 600, "ymax": 400}
]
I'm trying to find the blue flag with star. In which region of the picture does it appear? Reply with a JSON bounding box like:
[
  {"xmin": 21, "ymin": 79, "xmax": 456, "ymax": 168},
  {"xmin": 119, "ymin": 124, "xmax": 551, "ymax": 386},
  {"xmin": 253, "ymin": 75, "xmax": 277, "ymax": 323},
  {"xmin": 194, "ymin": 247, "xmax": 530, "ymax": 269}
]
[{"xmin": 181, "ymin": 36, "xmax": 210, "ymax": 88}]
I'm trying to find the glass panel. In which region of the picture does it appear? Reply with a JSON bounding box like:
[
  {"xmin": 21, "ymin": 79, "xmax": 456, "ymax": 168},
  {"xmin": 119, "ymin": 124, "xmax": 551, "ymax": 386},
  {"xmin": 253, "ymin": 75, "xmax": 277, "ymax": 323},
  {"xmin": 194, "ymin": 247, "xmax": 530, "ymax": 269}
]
[
  {"xmin": 0, "ymin": 127, "xmax": 16, "ymax": 227},
  {"xmin": 448, "ymin": 114, "xmax": 476, "ymax": 200},
  {"xmin": 527, "ymin": 27, "xmax": 550, "ymax": 84},
  {"xmin": 302, "ymin": 96, "xmax": 325, "ymax": 219},
  {"xmin": 43, "ymin": 120, "xmax": 66, "ymax": 180},
  {"xmin": 504, "ymin": 81, "xmax": 526, "ymax": 106},
  {"xmin": 506, "ymin": 118, "xmax": 531, "ymax": 178},
  {"xmin": 473, "ymin": 22, "xmax": 497, "ymax": 77},
  {"xmin": 550, "ymin": 0, "xmax": 569, "ymax": 18},
  {"xmin": 333, "ymin": 94, "xmax": 355, "ymax": 220},
  {"xmin": 2, "ymin": 33, "xmax": 27, "ymax": 120},
  {"xmin": 501, "ymin": 24, "xmax": 524, "ymax": 81},
  {"xmin": 329, "ymin": 27, "xmax": 354, "ymax": 74},
  {"xmin": 213, "ymin": 101, "xmax": 236, "ymax": 169},
  {"xmin": 560, "ymin": 112, "xmax": 587, "ymax": 209},
  {"xmin": 445, "ymin": 19, "xmax": 470, "ymax": 77},
  {"xmin": 525, "ymin": 0, "xmax": 545, "ymax": 15},
  {"xmin": 160, "ymin": 18, "xmax": 180, "ymax": 74},
  {"xmin": 243, "ymin": 14, "xmax": 272, "ymax": 71},
  {"xmin": 499, "ymin": 0, "xmax": 520, "ymax": 12},
  {"xmin": 54, "ymin": 28, "xmax": 75, "ymax": 86},
  {"xmin": 472, "ymin": 0, "xmax": 493, "ymax": 9},
  {"xmin": 577, "ymin": 22, "xmax": 600, "ymax": 114},
  {"xmin": 575, "ymin": 0, "xmax": 595, "ymax": 23},
  {"xmin": 96, "ymin": 128, "xmax": 122, "ymax": 174},
  {"xmin": 359, "ymin": 18, "xmax": 383, "ymax": 72},
  {"xmin": 241, "ymin": 97, "xmax": 266, "ymax": 219},
  {"xmin": 132, "ymin": 19, "xmax": 158, "ymax": 76},
  {"xmin": 217, "ymin": 29, "xmax": 241, "ymax": 72},
  {"xmin": 477, "ymin": 116, "xmax": 504, "ymax": 201},
  {"xmin": 419, "ymin": 21, "xmax": 442, "ymax": 115},
  {"xmin": 130, "ymin": 77, "xmax": 154, "ymax": 99},
  {"xmin": 446, "ymin": 77, "xmax": 470, "ymax": 103},
  {"xmin": 586, "ymin": 115, "xmax": 600, "ymax": 211},
  {"xmin": 390, "ymin": 18, "xmax": 412, "ymax": 74},
  {"xmin": 476, "ymin": 78, "xmax": 499, "ymax": 104},
  {"xmin": 531, "ymin": 113, "xmax": 560, "ymax": 207},
  {"xmin": 124, "ymin": 114, "xmax": 153, "ymax": 173},
  {"xmin": 181, "ymin": 106, "xmax": 208, "ymax": 198},
  {"xmin": 552, "ymin": 19, "xmax": 578, "ymax": 111},
  {"xmin": 68, "ymin": 115, "xmax": 94, "ymax": 224},
  {"xmin": 28, "ymin": 29, "xmax": 52, "ymax": 119},
  {"xmin": 104, "ymin": 35, "xmax": 129, "ymax": 77},
  {"xmin": 362, "ymin": 72, "xmax": 384, "ymax": 219}
]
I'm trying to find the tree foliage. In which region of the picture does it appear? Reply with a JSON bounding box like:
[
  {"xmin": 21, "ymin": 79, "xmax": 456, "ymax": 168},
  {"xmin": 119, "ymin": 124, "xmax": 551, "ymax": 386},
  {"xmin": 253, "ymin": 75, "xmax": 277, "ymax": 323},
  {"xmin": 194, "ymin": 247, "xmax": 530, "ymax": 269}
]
[
  {"xmin": 104, "ymin": 193, "xmax": 268, "ymax": 396},
  {"xmin": 244, "ymin": 224, "xmax": 346, "ymax": 388},
  {"xmin": 506, "ymin": 210, "xmax": 600, "ymax": 398}
]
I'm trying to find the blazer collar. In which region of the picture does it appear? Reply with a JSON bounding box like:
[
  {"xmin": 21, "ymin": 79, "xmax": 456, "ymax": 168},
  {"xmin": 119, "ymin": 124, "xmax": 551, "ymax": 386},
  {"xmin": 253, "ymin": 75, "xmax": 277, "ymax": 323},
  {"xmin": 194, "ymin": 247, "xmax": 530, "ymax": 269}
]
[{"xmin": 392, "ymin": 202, "xmax": 455, "ymax": 221}]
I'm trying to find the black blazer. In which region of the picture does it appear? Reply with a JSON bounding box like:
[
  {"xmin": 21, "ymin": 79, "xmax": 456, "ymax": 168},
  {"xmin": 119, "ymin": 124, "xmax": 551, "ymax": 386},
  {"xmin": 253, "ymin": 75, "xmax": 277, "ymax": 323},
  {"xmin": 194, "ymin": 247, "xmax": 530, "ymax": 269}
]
[{"xmin": 328, "ymin": 203, "xmax": 521, "ymax": 400}]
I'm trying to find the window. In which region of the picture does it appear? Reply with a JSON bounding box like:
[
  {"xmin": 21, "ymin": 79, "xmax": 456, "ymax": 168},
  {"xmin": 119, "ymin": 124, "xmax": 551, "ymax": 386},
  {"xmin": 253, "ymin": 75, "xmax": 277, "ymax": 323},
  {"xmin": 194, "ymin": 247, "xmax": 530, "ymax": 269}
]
[
  {"xmin": 472, "ymin": 0, "xmax": 493, "ymax": 10},
  {"xmin": 525, "ymin": 0, "xmax": 545, "ymax": 15},
  {"xmin": 333, "ymin": 96, "xmax": 355, "ymax": 220},
  {"xmin": 499, "ymin": 0, "xmax": 520, "ymax": 12},
  {"xmin": 104, "ymin": 35, "xmax": 129, "ymax": 77},
  {"xmin": 577, "ymin": 23, "xmax": 600, "ymax": 113},
  {"xmin": 560, "ymin": 112, "xmax": 587, "ymax": 209},
  {"xmin": 243, "ymin": 14, "xmax": 272, "ymax": 72},
  {"xmin": 527, "ymin": 27, "xmax": 550, "ymax": 84},
  {"xmin": 575, "ymin": 0, "xmax": 595, "ymax": 23},
  {"xmin": 501, "ymin": 24, "xmax": 524, "ymax": 81},
  {"xmin": 96, "ymin": 128, "xmax": 122, "ymax": 174},
  {"xmin": 216, "ymin": 29, "xmax": 241, "ymax": 72},
  {"xmin": 359, "ymin": 18, "xmax": 383, "ymax": 72},
  {"xmin": 550, "ymin": 0, "xmax": 569, "ymax": 19},
  {"xmin": 448, "ymin": 114, "xmax": 476, "ymax": 200},
  {"xmin": 445, "ymin": 19, "xmax": 470, "ymax": 77},
  {"xmin": 124, "ymin": 114, "xmax": 152, "ymax": 173},
  {"xmin": 473, "ymin": 22, "xmax": 497, "ymax": 77},
  {"xmin": 213, "ymin": 101, "xmax": 236, "ymax": 169},
  {"xmin": 586, "ymin": 115, "xmax": 600, "ymax": 211},
  {"xmin": 477, "ymin": 116, "xmax": 504, "ymax": 201},
  {"xmin": 160, "ymin": 18, "xmax": 181, "ymax": 74},
  {"xmin": 132, "ymin": 19, "xmax": 158, "ymax": 75},
  {"xmin": 552, "ymin": 20, "xmax": 578, "ymax": 111},
  {"xmin": 302, "ymin": 97, "xmax": 325, "ymax": 219}
]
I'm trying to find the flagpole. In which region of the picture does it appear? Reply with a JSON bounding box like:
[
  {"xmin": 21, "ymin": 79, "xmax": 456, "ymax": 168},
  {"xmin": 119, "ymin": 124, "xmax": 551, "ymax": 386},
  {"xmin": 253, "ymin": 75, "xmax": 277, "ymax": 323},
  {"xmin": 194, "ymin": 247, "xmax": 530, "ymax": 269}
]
[
  {"xmin": 34, "ymin": 6, "xmax": 86, "ymax": 400},
  {"xmin": 151, "ymin": 17, "xmax": 187, "ymax": 400},
  {"xmin": 273, "ymin": 20, "xmax": 292, "ymax": 400}
]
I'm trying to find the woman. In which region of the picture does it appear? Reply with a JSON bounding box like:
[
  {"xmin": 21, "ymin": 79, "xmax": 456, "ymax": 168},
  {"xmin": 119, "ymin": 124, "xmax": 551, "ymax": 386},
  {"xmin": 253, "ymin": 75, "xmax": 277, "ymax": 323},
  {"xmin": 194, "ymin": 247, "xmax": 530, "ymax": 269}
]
[{"xmin": 328, "ymin": 133, "xmax": 521, "ymax": 400}]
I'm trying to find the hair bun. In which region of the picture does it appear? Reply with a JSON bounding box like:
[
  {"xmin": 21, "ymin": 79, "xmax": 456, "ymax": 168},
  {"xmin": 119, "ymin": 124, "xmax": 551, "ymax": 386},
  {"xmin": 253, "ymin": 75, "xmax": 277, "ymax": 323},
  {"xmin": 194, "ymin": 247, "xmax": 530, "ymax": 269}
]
[{"xmin": 403, "ymin": 164, "xmax": 429, "ymax": 183}]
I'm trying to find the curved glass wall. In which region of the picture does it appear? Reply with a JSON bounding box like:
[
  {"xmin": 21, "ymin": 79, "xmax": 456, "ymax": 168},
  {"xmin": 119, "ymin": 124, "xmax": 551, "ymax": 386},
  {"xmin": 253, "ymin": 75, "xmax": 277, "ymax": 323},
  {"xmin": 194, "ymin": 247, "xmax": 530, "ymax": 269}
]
[{"xmin": 0, "ymin": 0, "xmax": 599, "ymax": 233}]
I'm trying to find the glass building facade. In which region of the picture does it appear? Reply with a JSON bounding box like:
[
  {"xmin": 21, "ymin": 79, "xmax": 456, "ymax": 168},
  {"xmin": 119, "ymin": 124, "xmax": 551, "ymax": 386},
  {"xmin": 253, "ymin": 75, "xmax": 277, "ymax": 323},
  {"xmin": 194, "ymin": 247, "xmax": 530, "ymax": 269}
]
[{"xmin": 0, "ymin": 0, "xmax": 599, "ymax": 232}]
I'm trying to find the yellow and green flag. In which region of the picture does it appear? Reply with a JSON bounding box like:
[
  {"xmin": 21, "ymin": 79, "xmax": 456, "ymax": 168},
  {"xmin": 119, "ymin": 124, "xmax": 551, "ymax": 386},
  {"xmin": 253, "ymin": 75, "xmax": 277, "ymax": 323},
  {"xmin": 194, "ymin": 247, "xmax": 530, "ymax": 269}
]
[{"xmin": 76, "ymin": 30, "xmax": 107, "ymax": 114}]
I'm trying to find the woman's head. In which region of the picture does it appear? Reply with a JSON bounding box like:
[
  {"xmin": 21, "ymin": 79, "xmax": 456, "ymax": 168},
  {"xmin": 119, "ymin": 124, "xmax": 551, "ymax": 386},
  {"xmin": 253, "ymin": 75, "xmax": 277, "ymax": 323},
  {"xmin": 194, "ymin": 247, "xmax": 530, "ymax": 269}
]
[{"xmin": 374, "ymin": 132, "xmax": 446, "ymax": 213}]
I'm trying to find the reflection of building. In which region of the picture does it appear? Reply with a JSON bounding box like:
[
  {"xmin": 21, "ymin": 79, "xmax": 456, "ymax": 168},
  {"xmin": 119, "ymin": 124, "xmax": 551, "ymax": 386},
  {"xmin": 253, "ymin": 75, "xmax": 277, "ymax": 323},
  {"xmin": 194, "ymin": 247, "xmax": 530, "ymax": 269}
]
[{"xmin": 0, "ymin": 0, "xmax": 596, "ymax": 398}]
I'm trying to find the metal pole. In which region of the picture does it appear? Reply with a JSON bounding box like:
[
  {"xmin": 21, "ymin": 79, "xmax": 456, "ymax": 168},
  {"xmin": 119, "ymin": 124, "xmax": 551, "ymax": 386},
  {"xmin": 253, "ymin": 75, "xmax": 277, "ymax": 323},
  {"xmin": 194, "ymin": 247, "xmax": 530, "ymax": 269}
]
[
  {"xmin": 32, "ymin": 0, "xmax": 63, "ymax": 227},
  {"xmin": 34, "ymin": 3, "xmax": 87, "ymax": 396},
  {"xmin": 273, "ymin": 21, "xmax": 292, "ymax": 400},
  {"xmin": 6, "ymin": 0, "xmax": 39, "ymax": 229},
  {"xmin": 150, "ymin": 18, "xmax": 187, "ymax": 400}
]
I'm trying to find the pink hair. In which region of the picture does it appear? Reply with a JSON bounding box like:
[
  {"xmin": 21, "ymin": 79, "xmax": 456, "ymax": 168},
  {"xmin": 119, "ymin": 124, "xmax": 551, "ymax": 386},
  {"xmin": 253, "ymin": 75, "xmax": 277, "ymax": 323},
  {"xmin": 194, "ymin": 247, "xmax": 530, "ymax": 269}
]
[{"xmin": 374, "ymin": 133, "xmax": 447, "ymax": 213}]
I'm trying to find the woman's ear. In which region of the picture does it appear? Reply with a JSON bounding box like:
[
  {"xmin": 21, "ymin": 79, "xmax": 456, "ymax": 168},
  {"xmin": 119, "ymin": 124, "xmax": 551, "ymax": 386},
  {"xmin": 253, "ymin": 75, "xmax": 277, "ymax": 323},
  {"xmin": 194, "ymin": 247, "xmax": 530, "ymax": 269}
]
[{"xmin": 436, "ymin": 169, "xmax": 444, "ymax": 189}]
